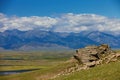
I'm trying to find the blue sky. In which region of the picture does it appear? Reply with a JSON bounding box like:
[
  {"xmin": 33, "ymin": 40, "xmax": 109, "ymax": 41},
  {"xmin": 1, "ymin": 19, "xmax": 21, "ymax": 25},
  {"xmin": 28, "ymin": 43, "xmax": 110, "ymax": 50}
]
[
  {"xmin": 0, "ymin": 0, "xmax": 120, "ymax": 18},
  {"xmin": 0, "ymin": 0, "xmax": 120, "ymax": 34}
]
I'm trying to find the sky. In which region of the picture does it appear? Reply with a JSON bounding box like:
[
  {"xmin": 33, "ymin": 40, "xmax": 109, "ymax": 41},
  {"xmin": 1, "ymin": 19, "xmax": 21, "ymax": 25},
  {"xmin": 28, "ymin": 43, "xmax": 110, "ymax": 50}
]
[
  {"xmin": 0, "ymin": 0, "xmax": 120, "ymax": 34},
  {"xmin": 0, "ymin": 0, "xmax": 120, "ymax": 18}
]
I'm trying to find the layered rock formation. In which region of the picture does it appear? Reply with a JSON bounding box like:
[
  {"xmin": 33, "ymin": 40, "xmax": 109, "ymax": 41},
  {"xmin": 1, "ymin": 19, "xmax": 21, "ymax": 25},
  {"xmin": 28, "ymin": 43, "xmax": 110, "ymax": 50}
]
[
  {"xmin": 73, "ymin": 44, "xmax": 120, "ymax": 67},
  {"xmin": 51, "ymin": 44, "xmax": 120, "ymax": 79}
]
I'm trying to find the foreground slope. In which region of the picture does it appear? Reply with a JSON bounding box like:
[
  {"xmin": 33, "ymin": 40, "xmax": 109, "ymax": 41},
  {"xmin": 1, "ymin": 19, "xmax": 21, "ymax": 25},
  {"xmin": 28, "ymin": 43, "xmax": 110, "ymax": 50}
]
[{"xmin": 52, "ymin": 61, "xmax": 120, "ymax": 80}]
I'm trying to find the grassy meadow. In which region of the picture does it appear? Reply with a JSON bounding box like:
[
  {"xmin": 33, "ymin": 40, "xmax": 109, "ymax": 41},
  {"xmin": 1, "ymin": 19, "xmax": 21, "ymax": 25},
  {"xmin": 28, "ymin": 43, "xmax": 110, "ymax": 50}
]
[
  {"xmin": 0, "ymin": 50, "xmax": 74, "ymax": 80},
  {"xmin": 0, "ymin": 50, "xmax": 120, "ymax": 80}
]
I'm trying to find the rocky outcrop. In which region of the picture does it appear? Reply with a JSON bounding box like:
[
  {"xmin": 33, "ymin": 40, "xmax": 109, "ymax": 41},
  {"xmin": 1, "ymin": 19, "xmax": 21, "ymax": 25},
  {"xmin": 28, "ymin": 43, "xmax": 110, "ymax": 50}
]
[
  {"xmin": 51, "ymin": 44, "xmax": 120, "ymax": 79},
  {"xmin": 73, "ymin": 44, "xmax": 120, "ymax": 67}
]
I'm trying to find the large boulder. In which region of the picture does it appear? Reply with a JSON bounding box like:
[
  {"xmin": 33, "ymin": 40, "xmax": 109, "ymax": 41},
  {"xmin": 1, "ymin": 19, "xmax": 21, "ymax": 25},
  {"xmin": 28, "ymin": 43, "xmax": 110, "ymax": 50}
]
[{"xmin": 73, "ymin": 44, "xmax": 119, "ymax": 67}]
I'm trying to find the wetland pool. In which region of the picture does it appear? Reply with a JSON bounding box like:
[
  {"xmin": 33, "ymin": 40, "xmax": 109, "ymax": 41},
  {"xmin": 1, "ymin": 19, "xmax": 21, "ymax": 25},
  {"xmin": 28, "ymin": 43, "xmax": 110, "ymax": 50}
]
[{"xmin": 0, "ymin": 69, "xmax": 39, "ymax": 76}]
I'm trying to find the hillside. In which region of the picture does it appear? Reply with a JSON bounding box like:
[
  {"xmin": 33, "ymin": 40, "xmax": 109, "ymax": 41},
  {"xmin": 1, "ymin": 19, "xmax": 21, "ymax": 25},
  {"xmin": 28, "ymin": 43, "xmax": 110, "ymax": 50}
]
[
  {"xmin": 52, "ymin": 45, "xmax": 120, "ymax": 80},
  {"xmin": 53, "ymin": 61, "xmax": 120, "ymax": 80}
]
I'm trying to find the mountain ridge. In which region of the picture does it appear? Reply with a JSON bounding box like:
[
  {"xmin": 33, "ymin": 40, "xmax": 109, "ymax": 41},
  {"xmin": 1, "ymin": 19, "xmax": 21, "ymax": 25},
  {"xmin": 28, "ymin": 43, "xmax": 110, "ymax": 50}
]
[{"xmin": 0, "ymin": 29, "xmax": 120, "ymax": 50}]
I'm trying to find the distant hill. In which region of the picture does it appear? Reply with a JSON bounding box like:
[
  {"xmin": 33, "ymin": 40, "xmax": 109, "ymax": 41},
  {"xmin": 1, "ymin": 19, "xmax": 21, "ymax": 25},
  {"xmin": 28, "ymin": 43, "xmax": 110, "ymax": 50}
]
[{"xmin": 0, "ymin": 29, "xmax": 120, "ymax": 50}]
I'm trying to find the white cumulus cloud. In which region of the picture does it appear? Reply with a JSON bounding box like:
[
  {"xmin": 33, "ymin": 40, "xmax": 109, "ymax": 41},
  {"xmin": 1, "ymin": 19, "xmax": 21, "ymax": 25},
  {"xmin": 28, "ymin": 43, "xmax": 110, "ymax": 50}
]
[{"xmin": 0, "ymin": 13, "xmax": 120, "ymax": 35}]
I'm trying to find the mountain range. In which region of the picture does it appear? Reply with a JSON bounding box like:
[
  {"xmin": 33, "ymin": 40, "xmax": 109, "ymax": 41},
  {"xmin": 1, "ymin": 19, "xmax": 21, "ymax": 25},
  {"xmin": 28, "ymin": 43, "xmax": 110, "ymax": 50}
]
[{"xmin": 0, "ymin": 29, "xmax": 120, "ymax": 50}]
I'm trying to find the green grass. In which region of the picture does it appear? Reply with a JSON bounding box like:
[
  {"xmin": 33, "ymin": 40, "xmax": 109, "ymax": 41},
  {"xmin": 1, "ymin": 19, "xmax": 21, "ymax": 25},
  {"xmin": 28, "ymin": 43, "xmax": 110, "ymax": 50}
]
[
  {"xmin": 0, "ymin": 50, "xmax": 74, "ymax": 80},
  {"xmin": 0, "ymin": 50, "xmax": 120, "ymax": 80},
  {"xmin": 0, "ymin": 50, "xmax": 74, "ymax": 66},
  {"xmin": 52, "ymin": 50, "xmax": 120, "ymax": 80},
  {"xmin": 53, "ymin": 61, "xmax": 120, "ymax": 80},
  {"xmin": 0, "ymin": 60, "xmax": 75, "ymax": 80}
]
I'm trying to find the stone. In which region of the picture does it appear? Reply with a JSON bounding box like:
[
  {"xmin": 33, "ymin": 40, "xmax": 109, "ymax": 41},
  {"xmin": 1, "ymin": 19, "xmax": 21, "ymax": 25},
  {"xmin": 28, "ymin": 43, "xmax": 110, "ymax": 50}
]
[{"xmin": 73, "ymin": 44, "xmax": 119, "ymax": 67}]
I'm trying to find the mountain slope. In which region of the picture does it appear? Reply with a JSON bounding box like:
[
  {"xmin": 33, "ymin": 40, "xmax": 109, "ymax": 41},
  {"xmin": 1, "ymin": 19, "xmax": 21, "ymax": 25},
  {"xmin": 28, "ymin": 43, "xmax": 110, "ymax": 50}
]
[
  {"xmin": 86, "ymin": 31, "xmax": 120, "ymax": 48},
  {"xmin": 0, "ymin": 30, "xmax": 120, "ymax": 50}
]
